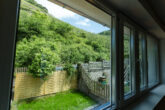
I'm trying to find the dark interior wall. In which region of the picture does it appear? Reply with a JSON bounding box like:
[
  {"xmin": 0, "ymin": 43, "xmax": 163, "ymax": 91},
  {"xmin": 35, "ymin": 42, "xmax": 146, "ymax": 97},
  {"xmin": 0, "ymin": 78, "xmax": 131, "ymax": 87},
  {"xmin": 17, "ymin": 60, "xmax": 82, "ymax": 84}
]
[
  {"xmin": 0, "ymin": 0, "xmax": 19, "ymax": 110},
  {"xmin": 160, "ymin": 39, "xmax": 165, "ymax": 84}
]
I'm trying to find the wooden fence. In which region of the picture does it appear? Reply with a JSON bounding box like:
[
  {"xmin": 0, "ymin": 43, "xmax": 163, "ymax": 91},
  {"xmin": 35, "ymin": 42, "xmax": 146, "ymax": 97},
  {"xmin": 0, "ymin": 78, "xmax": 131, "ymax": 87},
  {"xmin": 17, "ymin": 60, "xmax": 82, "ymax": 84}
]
[
  {"xmin": 14, "ymin": 70, "xmax": 77, "ymax": 100},
  {"xmin": 13, "ymin": 61, "xmax": 129, "ymax": 101}
]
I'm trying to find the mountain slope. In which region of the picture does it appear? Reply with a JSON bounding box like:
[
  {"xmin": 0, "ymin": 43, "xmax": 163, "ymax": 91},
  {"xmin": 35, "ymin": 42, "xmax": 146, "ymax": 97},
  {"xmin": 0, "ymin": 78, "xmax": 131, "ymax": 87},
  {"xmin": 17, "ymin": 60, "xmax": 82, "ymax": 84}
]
[
  {"xmin": 15, "ymin": 0, "xmax": 111, "ymax": 68},
  {"xmin": 20, "ymin": 0, "xmax": 48, "ymax": 13},
  {"xmin": 99, "ymin": 30, "xmax": 111, "ymax": 36}
]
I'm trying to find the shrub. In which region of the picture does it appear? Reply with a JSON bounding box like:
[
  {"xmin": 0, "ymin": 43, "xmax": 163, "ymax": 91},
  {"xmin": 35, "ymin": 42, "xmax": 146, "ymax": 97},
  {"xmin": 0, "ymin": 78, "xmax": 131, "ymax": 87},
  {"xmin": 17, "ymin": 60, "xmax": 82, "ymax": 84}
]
[
  {"xmin": 28, "ymin": 48, "xmax": 60, "ymax": 79},
  {"xmin": 64, "ymin": 63, "xmax": 76, "ymax": 78}
]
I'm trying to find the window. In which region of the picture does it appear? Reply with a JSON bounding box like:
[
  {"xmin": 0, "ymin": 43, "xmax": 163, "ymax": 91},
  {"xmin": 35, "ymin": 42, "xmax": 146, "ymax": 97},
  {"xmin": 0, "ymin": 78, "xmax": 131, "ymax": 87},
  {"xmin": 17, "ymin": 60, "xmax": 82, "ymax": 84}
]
[
  {"xmin": 8, "ymin": 0, "xmax": 160, "ymax": 109},
  {"xmin": 147, "ymin": 36, "xmax": 159, "ymax": 87},
  {"xmin": 10, "ymin": 0, "xmax": 113, "ymax": 109}
]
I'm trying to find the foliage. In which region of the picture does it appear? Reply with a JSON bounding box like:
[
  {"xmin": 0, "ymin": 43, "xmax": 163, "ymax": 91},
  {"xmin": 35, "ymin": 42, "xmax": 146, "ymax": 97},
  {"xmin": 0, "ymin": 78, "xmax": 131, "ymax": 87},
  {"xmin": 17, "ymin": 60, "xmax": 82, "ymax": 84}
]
[
  {"xmin": 15, "ymin": 36, "xmax": 60, "ymax": 67},
  {"xmin": 15, "ymin": 36, "xmax": 60, "ymax": 78},
  {"xmin": 17, "ymin": 11, "xmax": 49, "ymax": 41},
  {"xmin": 28, "ymin": 48, "xmax": 60, "ymax": 79},
  {"xmin": 64, "ymin": 63, "xmax": 76, "ymax": 77},
  {"xmin": 25, "ymin": 0, "xmax": 48, "ymax": 13},
  {"xmin": 99, "ymin": 30, "xmax": 111, "ymax": 36},
  {"xmin": 124, "ymin": 35, "xmax": 130, "ymax": 58},
  {"xmin": 15, "ymin": 0, "xmax": 112, "ymax": 78}
]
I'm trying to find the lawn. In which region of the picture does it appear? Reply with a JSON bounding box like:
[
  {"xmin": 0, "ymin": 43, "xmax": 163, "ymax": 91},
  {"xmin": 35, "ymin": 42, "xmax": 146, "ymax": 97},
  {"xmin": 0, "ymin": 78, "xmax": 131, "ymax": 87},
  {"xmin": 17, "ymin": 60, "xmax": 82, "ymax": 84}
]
[{"xmin": 11, "ymin": 90, "xmax": 96, "ymax": 110}]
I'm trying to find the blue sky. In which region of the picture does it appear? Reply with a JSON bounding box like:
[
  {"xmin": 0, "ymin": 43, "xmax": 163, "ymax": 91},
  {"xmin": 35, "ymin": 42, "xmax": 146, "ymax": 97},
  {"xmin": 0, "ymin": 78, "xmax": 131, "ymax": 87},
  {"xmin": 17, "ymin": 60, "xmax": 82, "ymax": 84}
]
[{"xmin": 35, "ymin": 0, "xmax": 109, "ymax": 34}]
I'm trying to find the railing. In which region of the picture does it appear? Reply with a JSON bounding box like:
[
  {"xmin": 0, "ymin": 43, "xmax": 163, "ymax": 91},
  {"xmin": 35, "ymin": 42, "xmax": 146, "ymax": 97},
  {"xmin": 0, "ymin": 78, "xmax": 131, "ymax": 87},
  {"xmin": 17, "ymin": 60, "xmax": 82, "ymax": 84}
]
[
  {"xmin": 80, "ymin": 61, "xmax": 130, "ymax": 102},
  {"xmin": 14, "ymin": 67, "xmax": 28, "ymax": 73},
  {"xmin": 14, "ymin": 65, "xmax": 78, "ymax": 73},
  {"xmin": 81, "ymin": 64, "xmax": 110, "ymax": 101},
  {"xmin": 82, "ymin": 61, "xmax": 111, "ymax": 72}
]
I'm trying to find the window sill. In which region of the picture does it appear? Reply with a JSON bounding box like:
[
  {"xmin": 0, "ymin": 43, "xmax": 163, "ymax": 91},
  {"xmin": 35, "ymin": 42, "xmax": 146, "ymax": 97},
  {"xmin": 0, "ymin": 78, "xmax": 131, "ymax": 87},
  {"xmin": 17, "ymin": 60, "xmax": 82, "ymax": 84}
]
[
  {"xmin": 94, "ymin": 102, "xmax": 111, "ymax": 110},
  {"xmin": 124, "ymin": 92, "xmax": 135, "ymax": 100},
  {"xmin": 123, "ymin": 84, "xmax": 165, "ymax": 110}
]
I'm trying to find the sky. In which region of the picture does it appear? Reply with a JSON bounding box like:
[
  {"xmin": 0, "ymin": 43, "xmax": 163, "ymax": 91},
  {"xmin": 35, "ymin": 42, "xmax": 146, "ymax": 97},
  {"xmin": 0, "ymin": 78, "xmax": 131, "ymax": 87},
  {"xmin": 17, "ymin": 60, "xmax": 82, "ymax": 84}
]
[{"xmin": 35, "ymin": 0, "xmax": 109, "ymax": 34}]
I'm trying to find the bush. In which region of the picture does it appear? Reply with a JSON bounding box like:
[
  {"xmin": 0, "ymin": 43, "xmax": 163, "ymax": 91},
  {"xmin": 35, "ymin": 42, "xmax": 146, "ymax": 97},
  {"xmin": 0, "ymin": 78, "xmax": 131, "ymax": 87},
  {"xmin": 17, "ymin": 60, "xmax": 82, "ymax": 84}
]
[
  {"xmin": 17, "ymin": 11, "xmax": 49, "ymax": 41},
  {"xmin": 64, "ymin": 63, "xmax": 76, "ymax": 78},
  {"xmin": 15, "ymin": 37, "xmax": 60, "ymax": 79},
  {"xmin": 28, "ymin": 48, "xmax": 60, "ymax": 79},
  {"xmin": 61, "ymin": 45, "xmax": 82, "ymax": 64}
]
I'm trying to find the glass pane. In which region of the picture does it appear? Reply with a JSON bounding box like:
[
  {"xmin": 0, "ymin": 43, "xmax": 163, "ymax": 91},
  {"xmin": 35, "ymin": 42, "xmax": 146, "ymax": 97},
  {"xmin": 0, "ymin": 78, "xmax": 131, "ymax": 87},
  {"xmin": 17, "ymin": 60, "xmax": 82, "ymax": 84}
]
[
  {"xmin": 123, "ymin": 26, "xmax": 131, "ymax": 95},
  {"xmin": 10, "ymin": 0, "xmax": 112, "ymax": 109},
  {"xmin": 139, "ymin": 33, "xmax": 146, "ymax": 89},
  {"xmin": 147, "ymin": 36, "xmax": 158, "ymax": 86}
]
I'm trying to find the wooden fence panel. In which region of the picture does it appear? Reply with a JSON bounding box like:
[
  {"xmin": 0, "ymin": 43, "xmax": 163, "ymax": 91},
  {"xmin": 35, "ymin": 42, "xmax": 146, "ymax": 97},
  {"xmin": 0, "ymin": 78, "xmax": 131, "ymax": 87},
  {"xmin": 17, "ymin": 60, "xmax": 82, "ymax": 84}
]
[{"xmin": 14, "ymin": 71, "xmax": 77, "ymax": 100}]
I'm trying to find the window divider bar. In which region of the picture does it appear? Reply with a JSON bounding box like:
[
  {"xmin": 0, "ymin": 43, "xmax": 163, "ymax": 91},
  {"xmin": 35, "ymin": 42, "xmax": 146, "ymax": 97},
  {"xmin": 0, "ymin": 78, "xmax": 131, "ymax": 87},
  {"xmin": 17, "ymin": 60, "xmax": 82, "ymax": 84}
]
[
  {"xmin": 117, "ymin": 16, "xmax": 124, "ymax": 108},
  {"xmin": 134, "ymin": 30, "xmax": 140, "ymax": 95},
  {"xmin": 144, "ymin": 34, "xmax": 149, "ymax": 89}
]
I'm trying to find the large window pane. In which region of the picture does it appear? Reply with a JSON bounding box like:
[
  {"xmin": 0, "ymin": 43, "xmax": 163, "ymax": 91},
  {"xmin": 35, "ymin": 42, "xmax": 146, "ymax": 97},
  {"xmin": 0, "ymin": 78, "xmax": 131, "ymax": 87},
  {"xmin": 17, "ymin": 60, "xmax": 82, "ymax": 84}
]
[{"xmin": 10, "ymin": 0, "xmax": 112, "ymax": 109}]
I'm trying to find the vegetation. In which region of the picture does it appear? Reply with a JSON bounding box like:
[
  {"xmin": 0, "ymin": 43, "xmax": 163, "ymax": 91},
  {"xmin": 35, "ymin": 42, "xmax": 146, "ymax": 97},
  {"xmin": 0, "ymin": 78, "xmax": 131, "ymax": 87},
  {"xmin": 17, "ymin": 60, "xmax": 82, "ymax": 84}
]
[
  {"xmin": 99, "ymin": 30, "xmax": 111, "ymax": 36},
  {"xmin": 15, "ymin": 0, "xmax": 111, "ymax": 78},
  {"xmin": 11, "ymin": 90, "xmax": 96, "ymax": 110},
  {"xmin": 64, "ymin": 63, "xmax": 76, "ymax": 78},
  {"xmin": 20, "ymin": 0, "xmax": 48, "ymax": 13}
]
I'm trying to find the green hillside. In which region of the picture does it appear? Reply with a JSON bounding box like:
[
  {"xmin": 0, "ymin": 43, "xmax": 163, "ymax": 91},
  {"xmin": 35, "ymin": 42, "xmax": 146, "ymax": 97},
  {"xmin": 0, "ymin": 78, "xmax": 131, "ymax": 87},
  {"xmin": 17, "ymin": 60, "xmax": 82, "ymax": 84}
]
[
  {"xmin": 15, "ymin": 0, "xmax": 111, "ymax": 77},
  {"xmin": 99, "ymin": 30, "xmax": 111, "ymax": 36},
  {"xmin": 20, "ymin": 0, "xmax": 48, "ymax": 13}
]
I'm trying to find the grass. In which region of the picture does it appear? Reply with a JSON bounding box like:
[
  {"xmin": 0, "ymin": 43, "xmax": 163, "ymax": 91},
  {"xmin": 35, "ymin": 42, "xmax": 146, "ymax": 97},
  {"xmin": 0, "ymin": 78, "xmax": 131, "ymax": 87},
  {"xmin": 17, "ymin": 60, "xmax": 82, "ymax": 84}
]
[{"xmin": 11, "ymin": 90, "xmax": 96, "ymax": 110}]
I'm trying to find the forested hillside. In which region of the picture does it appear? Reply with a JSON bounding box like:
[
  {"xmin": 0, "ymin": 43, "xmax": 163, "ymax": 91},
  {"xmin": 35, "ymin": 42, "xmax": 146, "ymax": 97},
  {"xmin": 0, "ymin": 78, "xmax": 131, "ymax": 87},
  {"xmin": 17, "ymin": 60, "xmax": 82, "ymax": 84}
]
[
  {"xmin": 99, "ymin": 30, "xmax": 111, "ymax": 36},
  {"xmin": 15, "ymin": 0, "xmax": 111, "ymax": 77}
]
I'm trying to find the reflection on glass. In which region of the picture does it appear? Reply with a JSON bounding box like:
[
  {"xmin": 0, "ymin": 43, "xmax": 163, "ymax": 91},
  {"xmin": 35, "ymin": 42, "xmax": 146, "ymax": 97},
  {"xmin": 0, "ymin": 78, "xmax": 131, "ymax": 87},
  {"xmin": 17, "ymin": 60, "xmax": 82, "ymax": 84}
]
[
  {"xmin": 139, "ymin": 33, "xmax": 145, "ymax": 89},
  {"xmin": 123, "ymin": 26, "xmax": 131, "ymax": 95},
  {"xmin": 10, "ymin": 0, "xmax": 112, "ymax": 110},
  {"xmin": 147, "ymin": 36, "xmax": 158, "ymax": 86}
]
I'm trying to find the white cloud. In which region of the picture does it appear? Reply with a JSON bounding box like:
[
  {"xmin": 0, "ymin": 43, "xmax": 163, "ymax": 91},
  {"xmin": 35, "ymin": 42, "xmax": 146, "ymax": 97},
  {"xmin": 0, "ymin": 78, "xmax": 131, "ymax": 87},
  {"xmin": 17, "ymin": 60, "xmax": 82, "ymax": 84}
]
[
  {"xmin": 76, "ymin": 18, "xmax": 91, "ymax": 26},
  {"xmin": 35, "ymin": 0, "xmax": 76, "ymax": 19}
]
